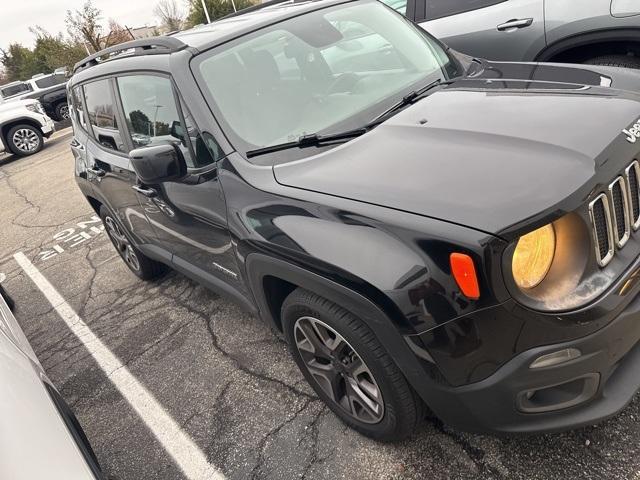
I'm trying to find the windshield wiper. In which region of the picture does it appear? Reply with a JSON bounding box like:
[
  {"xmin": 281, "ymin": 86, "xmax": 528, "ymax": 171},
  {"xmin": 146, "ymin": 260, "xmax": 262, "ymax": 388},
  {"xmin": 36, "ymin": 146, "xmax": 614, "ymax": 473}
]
[
  {"xmin": 246, "ymin": 127, "xmax": 367, "ymax": 158},
  {"xmin": 369, "ymin": 78, "xmax": 451, "ymax": 126},
  {"xmin": 245, "ymin": 78, "xmax": 452, "ymax": 159}
]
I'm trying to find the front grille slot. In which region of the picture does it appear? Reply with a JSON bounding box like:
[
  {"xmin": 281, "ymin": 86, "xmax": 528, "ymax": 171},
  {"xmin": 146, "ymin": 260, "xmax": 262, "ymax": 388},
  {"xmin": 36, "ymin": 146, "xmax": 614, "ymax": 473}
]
[
  {"xmin": 609, "ymin": 176, "xmax": 630, "ymax": 248},
  {"xmin": 589, "ymin": 194, "xmax": 614, "ymax": 267},
  {"xmin": 625, "ymin": 161, "xmax": 640, "ymax": 230},
  {"xmin": 589, "ymin": 161, "xmax": 640, "ymax": 268}
]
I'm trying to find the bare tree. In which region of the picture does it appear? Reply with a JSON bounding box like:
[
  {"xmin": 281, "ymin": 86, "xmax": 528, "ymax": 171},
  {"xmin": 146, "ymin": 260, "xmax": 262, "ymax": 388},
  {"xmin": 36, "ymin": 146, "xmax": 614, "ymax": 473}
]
[
  {"xmin": 105, "ymin": 19, "xmax": 134, "ymax": 46},
  {"xmin": 65, "ymin": 0, "xmax": 103, "ymax": 53},
  {"xmin": 154, "ymin": 0, "xmax": 185, "ymax": 32}
]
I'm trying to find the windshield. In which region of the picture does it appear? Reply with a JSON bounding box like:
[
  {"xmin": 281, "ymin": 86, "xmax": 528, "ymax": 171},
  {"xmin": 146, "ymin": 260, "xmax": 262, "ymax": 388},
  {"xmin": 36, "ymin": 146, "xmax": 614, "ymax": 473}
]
[
  {"xmin": 0, "ymin": 82, "xmax": 32, "ymax": 99},
  {"xmin": 194, "ymin": 1, "xmax": 460, "ymax": 160}
]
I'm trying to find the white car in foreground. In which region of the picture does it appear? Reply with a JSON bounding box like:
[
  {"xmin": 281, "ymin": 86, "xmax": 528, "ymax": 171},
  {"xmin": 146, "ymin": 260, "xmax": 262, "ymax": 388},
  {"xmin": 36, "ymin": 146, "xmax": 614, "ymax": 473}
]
[
  {"xmin": 0, "ymin": 99, "xmax": 55, "ymax": 157},
  {"xmin": 0, "ymin": 274, "xmax": 102, "ymax": 479}
]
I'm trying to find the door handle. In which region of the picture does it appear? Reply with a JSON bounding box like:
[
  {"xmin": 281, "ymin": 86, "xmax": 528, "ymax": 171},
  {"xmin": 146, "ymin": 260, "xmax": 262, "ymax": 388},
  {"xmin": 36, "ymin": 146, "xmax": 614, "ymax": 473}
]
[
  {"xmin": 497, "ymin": 18, "xmax": 533, "ymax": 31},
  {"xmin": 87, "ymin": 166, "xmax": 105, "ymax": 177},
  {"xmin": 132, "ymin": 185, "xmax": 158, "ymax": 198}
]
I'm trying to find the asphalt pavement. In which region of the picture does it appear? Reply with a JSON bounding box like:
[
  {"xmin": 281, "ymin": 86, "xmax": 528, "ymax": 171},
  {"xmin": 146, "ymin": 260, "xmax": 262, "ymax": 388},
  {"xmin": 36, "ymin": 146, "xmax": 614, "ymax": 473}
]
[{"xmin": 0, "ymin": 128, "xmax": 638, "ymax": 480}]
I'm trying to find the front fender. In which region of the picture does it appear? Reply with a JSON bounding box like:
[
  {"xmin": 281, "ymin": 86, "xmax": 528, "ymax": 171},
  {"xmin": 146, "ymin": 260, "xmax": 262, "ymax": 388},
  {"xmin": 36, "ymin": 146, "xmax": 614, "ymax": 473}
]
[
  {"xmin": 222, "ymin": 158, "xmax": 508, "ymax": 337},
  {"xmin": 238, "ymin": 201, "xmax": 508, "ymax": 335}
]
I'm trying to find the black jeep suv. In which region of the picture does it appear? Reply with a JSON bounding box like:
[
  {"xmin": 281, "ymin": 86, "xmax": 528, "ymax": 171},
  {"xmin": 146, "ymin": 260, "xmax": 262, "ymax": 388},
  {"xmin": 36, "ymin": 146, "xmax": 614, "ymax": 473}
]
[{"xmin": 69, "ymin": 0, "xmax": 640, "ymax": 441}]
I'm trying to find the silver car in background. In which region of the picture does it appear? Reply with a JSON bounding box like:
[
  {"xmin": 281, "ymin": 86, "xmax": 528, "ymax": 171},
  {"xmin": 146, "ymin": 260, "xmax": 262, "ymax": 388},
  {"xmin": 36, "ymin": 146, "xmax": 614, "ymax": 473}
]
[
  {"xmin": 0, "ymin": 274, "xmax": 101, "ymax": 479},
  {"xmin": 384, "ymin": 0, "xmax": 640, "ymax": 69}
]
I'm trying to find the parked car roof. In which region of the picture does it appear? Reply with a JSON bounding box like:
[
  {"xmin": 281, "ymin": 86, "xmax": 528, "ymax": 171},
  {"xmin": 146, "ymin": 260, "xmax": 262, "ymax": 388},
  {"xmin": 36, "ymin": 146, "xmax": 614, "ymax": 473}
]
[{"xmin": 173, "ymin": 0, "xmax": 352, "ymax": 50}]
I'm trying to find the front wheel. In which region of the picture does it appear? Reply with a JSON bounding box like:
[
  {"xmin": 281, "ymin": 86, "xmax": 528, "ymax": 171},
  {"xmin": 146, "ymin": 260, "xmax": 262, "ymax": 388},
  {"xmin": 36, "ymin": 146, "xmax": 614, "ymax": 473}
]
[
  {"xmin": 6, "ymin": 124, "xmax": 43, "ymax": 156},
  {"xmin": 100, "ymin": 206, "xmax": 167, "ymax": 280},
  {"xmin": 282, "ymin": 288, "xmax": 424, "ymax": 442}
]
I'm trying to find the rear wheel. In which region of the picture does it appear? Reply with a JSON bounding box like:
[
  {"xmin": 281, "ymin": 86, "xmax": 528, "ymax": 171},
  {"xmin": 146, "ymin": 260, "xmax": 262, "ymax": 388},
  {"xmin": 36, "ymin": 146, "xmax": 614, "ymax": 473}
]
[
  {"xmin": 6, "ymin": 124, "xmax": 43, "ymax": 156},
  {"xmin": 99, "ymin": 206, "xmax": 167, "ymax": 280},
  {"xmin": 585, "ymin": 55, "xmax": 640, "ymax": 70},
  {"xmin": 54, "ymin": 102, "xmax": 70, "ymax": 121},
  {"xmin": 282, "ymin": 288, "xmax": 424, "ymax": 442}
]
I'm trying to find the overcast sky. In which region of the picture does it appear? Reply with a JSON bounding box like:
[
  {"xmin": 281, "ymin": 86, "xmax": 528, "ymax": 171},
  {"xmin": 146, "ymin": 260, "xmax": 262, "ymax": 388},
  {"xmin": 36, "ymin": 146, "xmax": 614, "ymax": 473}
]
[{"xmin": 0, "ymin": 0, "xmax": 172, "ymax": 49}]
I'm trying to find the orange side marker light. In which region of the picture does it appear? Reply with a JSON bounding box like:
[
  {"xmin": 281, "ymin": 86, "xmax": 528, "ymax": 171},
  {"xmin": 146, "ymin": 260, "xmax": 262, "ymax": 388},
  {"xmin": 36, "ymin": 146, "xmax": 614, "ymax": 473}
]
[{"xmin": 450, "ymin": 253, "xmax": 480, "ymax": 300}]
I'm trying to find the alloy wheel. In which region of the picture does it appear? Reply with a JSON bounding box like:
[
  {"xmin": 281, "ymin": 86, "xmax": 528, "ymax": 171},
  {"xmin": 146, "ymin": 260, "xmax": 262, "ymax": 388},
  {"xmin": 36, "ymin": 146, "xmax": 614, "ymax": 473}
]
[
  {"xmin": 12, "ymin": 128, "xmax": 40, "ymax": 153},
  {"xmin": 294, "ymin": 316, "xmax": 384, "ymax": 424},
  {"xmin": 104, "ymin": 216, "xmax": 141, "ymax": 272},
  {"xmin": 60, "ymin": 105, "xmax": 70, "ymax": 120}
]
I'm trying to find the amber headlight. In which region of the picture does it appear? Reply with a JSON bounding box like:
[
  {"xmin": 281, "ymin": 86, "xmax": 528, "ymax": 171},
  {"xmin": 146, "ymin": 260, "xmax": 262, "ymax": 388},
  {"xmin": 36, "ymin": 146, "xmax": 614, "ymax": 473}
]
[{"xmin": 512, "ymin": 224, "xmax": 556, "ymax": 289}]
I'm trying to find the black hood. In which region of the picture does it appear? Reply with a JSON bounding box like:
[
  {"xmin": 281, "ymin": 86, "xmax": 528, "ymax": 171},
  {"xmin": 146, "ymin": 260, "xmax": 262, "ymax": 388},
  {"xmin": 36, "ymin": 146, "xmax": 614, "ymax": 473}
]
[{"xmin": 274, "ymin": 63, "xmax": 640, "ymax": 237}]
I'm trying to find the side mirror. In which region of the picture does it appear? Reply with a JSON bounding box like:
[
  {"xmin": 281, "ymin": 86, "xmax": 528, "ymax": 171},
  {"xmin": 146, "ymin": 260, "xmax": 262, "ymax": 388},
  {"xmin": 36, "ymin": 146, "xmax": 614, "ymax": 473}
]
[{"xmin": 129, "ymin": 143, "xmax": 187, "ymax": 184}]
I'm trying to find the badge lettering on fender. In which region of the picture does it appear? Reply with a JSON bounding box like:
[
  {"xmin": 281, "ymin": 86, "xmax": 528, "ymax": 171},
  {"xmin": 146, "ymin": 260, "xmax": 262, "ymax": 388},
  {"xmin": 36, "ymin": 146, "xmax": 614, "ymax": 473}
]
[{"xmin": 623, "ymin": 118, "xmax": 640, "ymax": 144}]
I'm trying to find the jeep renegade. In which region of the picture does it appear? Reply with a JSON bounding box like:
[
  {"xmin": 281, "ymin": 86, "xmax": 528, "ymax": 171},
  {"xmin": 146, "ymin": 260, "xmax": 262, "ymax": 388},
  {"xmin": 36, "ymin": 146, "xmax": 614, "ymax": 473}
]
[{"xmin": 69, "ymin": 0, "xmax": 640, "ymax": 441}]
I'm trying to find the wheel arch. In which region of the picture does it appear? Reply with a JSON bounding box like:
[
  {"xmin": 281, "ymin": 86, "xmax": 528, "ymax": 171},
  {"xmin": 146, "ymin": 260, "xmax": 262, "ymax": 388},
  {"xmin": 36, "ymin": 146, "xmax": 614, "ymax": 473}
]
[
  {"xmin": 246, "ymin": 253, "xmax": 446, "ymax": 408},
  {"xmin": 536, "ymin": 28, "xmax": 640, "ymax": 63},
  {"xmin": 245, "ymin": 253, "xmax": 444, "ymax": 408},
  {"xmin": 246, "ymin": 253, "xmax": 410, "ymax": 335},
  {"xmin": 0, "ymin": 117, "xmax": 43, "ymax": 141}
]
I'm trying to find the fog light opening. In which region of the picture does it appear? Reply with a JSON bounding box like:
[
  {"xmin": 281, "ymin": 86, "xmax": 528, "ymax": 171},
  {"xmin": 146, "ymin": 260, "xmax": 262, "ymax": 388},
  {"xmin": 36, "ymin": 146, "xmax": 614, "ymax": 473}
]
[
  {"xmin": 530, "ymin": 348, "xmax": 582, "ymax": 369},
  {"xmin": 517, "ymin": 374, "xmax": 600, "ymax": 414}
]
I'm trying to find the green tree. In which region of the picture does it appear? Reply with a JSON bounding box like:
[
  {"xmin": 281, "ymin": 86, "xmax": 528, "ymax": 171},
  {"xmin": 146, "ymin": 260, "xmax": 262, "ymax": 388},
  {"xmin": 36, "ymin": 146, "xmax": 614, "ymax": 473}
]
[
  {"xmin": 186, "ymin": 0, "xmax": 257, "ymax": 27},
  {"xmin": 30, "ymin": 27, "xmax": 87, "ymax": 74},
  {"xmin": 0, "ymin": 44, "xmax": 39, "ymax": 82},
  {"xmin": 129, "ymin": 109, "xmax": 151, "ymax": 134},
  {"xmin": 0, "ymin": 32, "xmax": 87, "ymax": 83}
]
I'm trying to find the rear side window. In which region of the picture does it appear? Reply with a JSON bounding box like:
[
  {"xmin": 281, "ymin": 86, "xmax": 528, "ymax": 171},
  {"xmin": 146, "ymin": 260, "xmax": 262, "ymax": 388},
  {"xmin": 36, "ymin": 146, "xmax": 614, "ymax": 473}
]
[
  {"xmin": 34, "ymin": 74, "xmax": 67, "ymax": 89},
  {"xmin": 71, "ymin": 86, "xmax": 88, "ymax": 131},
  {"xmin": 1, "ymin": 82, "xmax": 32, "ymax": 99},
  {"xmin": 427, "ymin": 0, "xmax": 507, "ymax": 20},
  {"xmin": 83, "ymin": 79, "xmax": 127, "ymax": 153}
]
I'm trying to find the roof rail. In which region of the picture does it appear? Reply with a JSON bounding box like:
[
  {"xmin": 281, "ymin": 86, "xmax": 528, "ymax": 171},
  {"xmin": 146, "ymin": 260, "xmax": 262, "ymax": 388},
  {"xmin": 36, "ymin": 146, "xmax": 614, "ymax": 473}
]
[{"xmin": 73, "ymin": 37, "xmax": 188, "ymax": 74}]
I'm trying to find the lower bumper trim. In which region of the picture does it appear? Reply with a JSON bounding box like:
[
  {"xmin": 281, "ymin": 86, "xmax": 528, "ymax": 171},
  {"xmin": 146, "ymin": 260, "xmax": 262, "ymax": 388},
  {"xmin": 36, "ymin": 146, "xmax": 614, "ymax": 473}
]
[{"xmin": 412, "ymin": 292, "xmax": 640, "ymax": 434}]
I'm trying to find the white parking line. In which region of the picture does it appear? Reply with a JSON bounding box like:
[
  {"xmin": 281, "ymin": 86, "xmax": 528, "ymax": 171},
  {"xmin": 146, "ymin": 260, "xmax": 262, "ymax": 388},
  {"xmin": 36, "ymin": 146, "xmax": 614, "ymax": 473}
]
[{"xmin": 13, "ymin": 251, "xmax": 225, "ymax": 480}]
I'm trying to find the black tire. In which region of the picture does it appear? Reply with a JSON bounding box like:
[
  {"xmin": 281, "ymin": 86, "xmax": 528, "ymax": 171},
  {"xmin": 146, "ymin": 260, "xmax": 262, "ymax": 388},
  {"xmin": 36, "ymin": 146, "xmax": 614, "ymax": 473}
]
[
  {"xmin": 54, "ymin": 102, "xmax": 70, "ymax": 121},
  {"xmin": 99, "ymin": 206, "xmax": 167, "ymax": 280},
  {"xmin": 584, "ymin": 55, "xmax": 640, "ymax": 70},
  {"xmin": 282, "ymin": 288, "xmax": 424, "ymax": 442},
  {"xmin": 6, "ymin": 124, "xmax": 43, "ymax": 157}
]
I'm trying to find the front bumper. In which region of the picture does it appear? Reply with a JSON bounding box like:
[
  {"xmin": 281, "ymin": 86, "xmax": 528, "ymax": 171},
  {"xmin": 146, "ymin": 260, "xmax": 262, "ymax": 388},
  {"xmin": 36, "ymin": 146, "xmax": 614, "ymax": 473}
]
[
  {"xmin": 41, "ymin": 116, "xmax": 55, "ymax": 137},
  {"xmin": 421, "ymin": 291, "xmax": 640, "ymax": 434}
]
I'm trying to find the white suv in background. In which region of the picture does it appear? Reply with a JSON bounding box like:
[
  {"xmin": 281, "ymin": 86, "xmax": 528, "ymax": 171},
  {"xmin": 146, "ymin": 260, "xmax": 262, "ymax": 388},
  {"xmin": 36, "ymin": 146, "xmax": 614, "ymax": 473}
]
[
  {"xmin": 0, "ymin": 71, "xmax": 67, "ymax": 102},
  {"xmin": 0, "ymin": 99, "xmax": 55, "ymax": 157}
]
